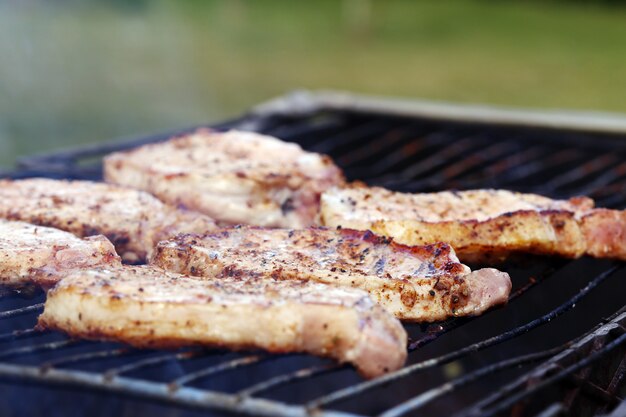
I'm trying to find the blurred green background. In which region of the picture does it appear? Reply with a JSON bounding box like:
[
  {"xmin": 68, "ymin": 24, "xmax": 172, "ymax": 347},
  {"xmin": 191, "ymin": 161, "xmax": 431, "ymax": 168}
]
[{"xmin": 1, "ymin": 0, "xmax": 625, "ymax": 168}]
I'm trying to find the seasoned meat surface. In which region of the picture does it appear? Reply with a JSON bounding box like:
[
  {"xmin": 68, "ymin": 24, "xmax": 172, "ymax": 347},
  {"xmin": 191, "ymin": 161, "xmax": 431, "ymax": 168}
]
[
  {"xmin": 38, "ymin": 266, "xmax": 407, "ymax": 378},
  {"xmin": 104, "ymin": 129, "xmax": 345, "ymax": 228},
  {"xmin": 0, "ymin": 220, "xmax": 120, "ymax": 288},
  {"xmin": 151, "ymin": 227, "xmax": 511, "ymax": 322},
  {"xmin": 321, "ymin": 185, "xmax": 626, "ymax": 261},
  {"xmin": 0, "ymin": 178, "xmax": 216, "ymax": 263}
]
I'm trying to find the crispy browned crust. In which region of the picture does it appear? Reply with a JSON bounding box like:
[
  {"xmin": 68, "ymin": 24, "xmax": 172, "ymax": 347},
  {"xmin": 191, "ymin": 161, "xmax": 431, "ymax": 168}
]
[
  {"xmin": 581, "ymin": 209, "xmax": 626, "ymax": 260},
  {"xmin": 151, "ymin": 227, "xmax": 511, "ymax": 322},
  {"xmin": 321, "ymin": 185, "xmax": 626, "ymax": 262},
  {"xmin": 37, "ymin": 266, "xmax": 407, "ymax": 378},
  {"xmin": 0, "ymin": 178, "xmax": 215, "ymax": 262},
  {"xmin": 367, "ymin": 210, "xmax": 587, "ymax": 262}
]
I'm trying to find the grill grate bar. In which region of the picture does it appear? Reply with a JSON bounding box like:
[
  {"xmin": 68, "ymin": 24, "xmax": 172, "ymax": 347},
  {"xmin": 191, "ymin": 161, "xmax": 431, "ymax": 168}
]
[
  {"xmin": 0, "ymin": 303, "xmax": 44, "ymax": 319},
  {"xmin": 0, "ymin": 340, "xmax": 78, "ymax": 360},
  {"xmin": 171, "ymin": 354, "xmax": 266, "ymax": 387},
  {"xmin": 409, "ymin": 260, "xmax": 568, "ymax": 351},
  {"xmin": 42, "ymin": 348, "xmax": 133, "ymax": 368},
  {"xmin": 307, "ymin": 119, "xmax": 405, "ymax": 155},
  {"xmin": 478, "ymin": 331, "xmax": 626, "ymax": 417},
  {"xmin": 607, "ymin": 355, "xmax": 626, "ymax": 398},
  {"xmin": 537, "ymin": 153, "xmax": 622, "ymax": 194},
  {"xmin": 533, "ymin": 403, "xmax": 566, "ymax": 417},
  {"xmin": 453, "ymin": 310, "xmax": 626, "ymax": 417},
  {"xmin": 0, "ymin": 362, "xmax": 359, "ymax": 417},
  {"xmin": 104, "ymin": 350, "xmax": 203, "ymax": 377},
  {"xmin": 379, "ymin": 345, "xmax": 567, "ymax": 417},
  {"xmin": 332, "ymin": 123, "xmax": 429, "ymax": 169},
  {"xmin": 380, "ymin": 135, "xmax": 481, "ymax": 181},
  {"xmin": 564, "ymin": 368, "xmax": 623, "ymax": 405},
  {"xmin": 563, "ymin": 161, "xmax": 626, "ymax": 198},
  {"xmin": 495, "ymin": 148, "xmax": 584, "ymax": 188},
  {"xmin": 238, "ymin": 364, "xmax": 343, "ymax": 397},
  {"xmin": 480, "ymin": 145, "xmax": 549, "ymax": 184},
  {"xmin": 429, "ymin": 141, "xmax": 522, "ymax": 184},
  {"xmin": 306, "ymin": 264, "xmax": 621, "ymax": 409},
  {"xmin": 593, "ymin": 188, "xmax": 626, "ymax": 209},
  {"xmin": 0, "ymin": 328, "xmax": 39, "ymax": 343}
]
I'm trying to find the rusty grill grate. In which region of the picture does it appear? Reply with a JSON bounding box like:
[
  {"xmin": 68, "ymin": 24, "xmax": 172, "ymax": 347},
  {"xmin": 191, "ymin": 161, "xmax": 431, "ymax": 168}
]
[{"xmin": 1, "ymin": 92, "xmax": 625, "ymax": 416}]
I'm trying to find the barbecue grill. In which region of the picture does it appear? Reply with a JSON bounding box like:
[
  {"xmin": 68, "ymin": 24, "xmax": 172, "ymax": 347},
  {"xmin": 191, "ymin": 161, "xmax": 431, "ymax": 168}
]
[{"xmin": 1, "ymin": 91, "xmax": 625, "ymax": 417}]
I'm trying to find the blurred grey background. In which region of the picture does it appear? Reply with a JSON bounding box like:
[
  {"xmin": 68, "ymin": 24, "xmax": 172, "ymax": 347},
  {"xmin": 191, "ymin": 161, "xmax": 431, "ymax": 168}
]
[{"xmin": 1, "ymin": 0, "xmax": 625, "ymax": 168}]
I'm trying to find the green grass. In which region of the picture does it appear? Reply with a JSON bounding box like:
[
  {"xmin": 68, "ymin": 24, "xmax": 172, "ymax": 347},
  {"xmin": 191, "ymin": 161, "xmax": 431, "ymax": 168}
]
[{"xmin": 0, "ymin": 0, "xmax": 625, "ymax": 167}]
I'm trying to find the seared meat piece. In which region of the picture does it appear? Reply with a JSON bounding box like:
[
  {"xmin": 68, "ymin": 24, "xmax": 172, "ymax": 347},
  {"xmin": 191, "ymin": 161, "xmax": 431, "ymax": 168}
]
[
  {"xmin": 104, "ymin": 129, "xmax": 345, "ymax": 228},
  {"xmin": 0, "ymin": 220, "xmax": 120, "ymax": 288},
  {"xmin": 151, "ymin": 227, "xmax": 511, "ymax": 322},
  {"xmin": 320, "ymin": 186, "xmax": 626, "ymax": 262},
  {"xmin": 0, "ymin": 178, "xmax": 216, "ymax": 263},
  {"xmin": 38, "ymin": 266, "xmax": 407, "ymax": 378}
]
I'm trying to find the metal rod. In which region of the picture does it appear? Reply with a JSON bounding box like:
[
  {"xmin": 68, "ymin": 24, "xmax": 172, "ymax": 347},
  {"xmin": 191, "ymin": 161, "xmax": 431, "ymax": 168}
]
[
  {"xmin": 0, "ymin": 340, "xmax": 78, "ymax": 360},
  {"xmin": 394, "ymin": 135, "xmax": 482, "ymax": 179},
  {"xmin": 533, "ymin": 403, "xmax": 566, "ymax": 417},
  {"xmin": 0, "ymin": 303, "xmax": 44, "ymax": 319},
  {"xmin": 238, "ymin": 364, "xmax": 343, "ymax": 397},
  {"xmin": 379, "ymin": 345, "xmax": 566, "ymax": 417},
  {"xmin": 306, "ymin": 264, "xmax": 621, "ymax": 410},
  {"xmin": 171, "ymin": 355, "xmax": 266, "ymax": 387},
  {"xmin": 500, "ymin": 148, "xmax": 582, "ymax": 187},
  {"xmin": 538, "ymin": 153, "xmax": 621, "ymax": 193},
  {"xmin": 0, "ymin": 328, "xmax": 39, "ymax": 343},
  {"xmin": 42, "ymin": 348, "xmax": 133, "ymax": 368},
  {"xmin": 104, "ymin": 350, "xmax": 204, "ymax": 377},
  {"xmin": 478, "ymin": 332, "xmax": 626, "ymax": 417},
  {"xmin": 568, "ymin": 161, "xmax": 626, "ymax": 198},
  {"xmin": 0, "ymin": 363, "xmax": 359, "ymax": 417},
  {"xmin": 308, "ymin": 119, "xmax": 403, "ymax": 155},
  {"xmin": 450, "ymin": 310, "xmax": 626, "ymax": 417},
  {"xmin": 408, "ymin": 260, "xmax": 569, "ymax": 351},
  {"xmin": 333, "ymin": 122, "xmax": 429, "ymax": 169}
]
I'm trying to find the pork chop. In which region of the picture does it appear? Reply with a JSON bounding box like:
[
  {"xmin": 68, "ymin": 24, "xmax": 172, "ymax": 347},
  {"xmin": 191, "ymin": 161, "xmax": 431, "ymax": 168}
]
[
  {"xmin": 0, "ymin": 178, "xmax": 216, "ymax": 263},
  {"xmin": 37, "ymin": 265, "xmax": 407, "ymax": 379},
  {"xmin": 151, "ymin": 227, "xmax": 511, "ymax": 322},
  {"xmin": 0, "ymin": 220, "xmax": 120, "ymax": 288},
  {"xmin": 320, "ymin": 185, "xmax": 626, "ymax": 262},
  {"xmin": 104, "ymin": 129, "xmax": 345, "ymax": 228}
]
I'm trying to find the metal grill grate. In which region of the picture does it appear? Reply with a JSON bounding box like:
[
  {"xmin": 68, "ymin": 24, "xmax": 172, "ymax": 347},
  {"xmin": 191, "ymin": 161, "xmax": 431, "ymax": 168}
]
[{"xmin": 1, "ymin": 92, "xmax": 626, "ymax": 416}]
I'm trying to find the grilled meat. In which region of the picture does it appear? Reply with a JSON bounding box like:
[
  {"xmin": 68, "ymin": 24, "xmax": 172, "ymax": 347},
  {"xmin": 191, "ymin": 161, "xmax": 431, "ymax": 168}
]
[
  {"xmin": 151, "ymin": 227, "xmax": 511, "ymax": 322},
  {"xmin": 0, "ymin": 178, "xmax": 216, "ymax": 263},
  {"xmin": 320, "ymin": 185, "xmax": 626, "ymax": 262},
  {"xmin": 104, "ymin": 129, "xmax": 345, "ymax": 228},
  {"xmin": 0, "ymin": 220, "xmax": 120, "ymax": 288},
  {"xmin": 38, "ymin": 265, "xmax": 407, "ymax": 378}
]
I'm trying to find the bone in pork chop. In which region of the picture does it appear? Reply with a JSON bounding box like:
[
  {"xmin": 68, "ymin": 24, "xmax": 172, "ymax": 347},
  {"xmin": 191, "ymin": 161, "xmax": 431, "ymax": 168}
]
[
  {"xmin": 37, "ymin": 265, "xmax": 408, "ymax": 379},
  {"xmin": 151, "ymin": 227, "xmax": 511, "ymax": 322}
]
